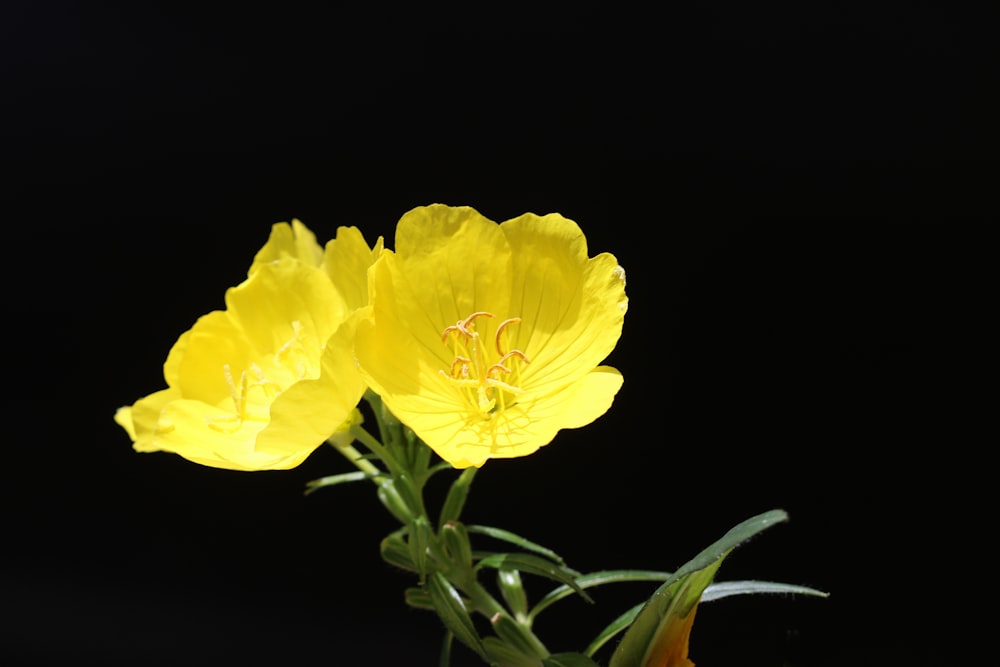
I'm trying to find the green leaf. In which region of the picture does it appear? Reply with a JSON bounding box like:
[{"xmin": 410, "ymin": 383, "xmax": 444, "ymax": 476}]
[
  {"xmin": 380, "ymin": 528, "xmax": 417, "ymax": 572},
  {"xmin": 498, "ymin": 568, "xmax": 529, "ymax": 621},
  {"xmin": 439, "ymin": 631, "xmax": 453, "ymax": 667},
  {"xmin": 702, "ymin": 579, "xmax": 829, "ymax": 602},
  {"xmin": 408, "ymin": 515, "xmax": 432, "ymax": 579},
  {"xmin": 491, "ymin": 611, "xmax": 549, "ymax": 659},
  {"xmin": 542, "ymin": 653, "xmax": 603, "ymax": 667},
  {"xmin": 302, "ymin": 471, "xmax": 369, "ymax": 495},
  {"xmin": 476, "ymin": 553, "xmax": 593, "ymax": 604},
  {"xmin": 608, "ymin": 558, "xmax": 721, "ymax": 667},
  {"xmin": 377, "ymin": 479, "xmax": 415, "ymax": 523},
  {"xmin": 467, "ymin": 525, "xmax": 565, "ymax": 565},
  {"xmin": 529, "ymin": 570, "xmax": 672, "ymax": 622},
  {"xmin": 426, "ymin": 572, "xmax": 486, "ymax": 660},
  {"xmin": 581, "ymin": 578, "xmax": 827, "ymax": 661},
  {"xmin": 608, "ymin": 509, "xmax": 790, "ymax": 667},
  {"xmin": 482, "ymin": 637, "xmax": 544, "ymax": 667},
  {"xmin": 395, "ymin": 472, "xmax": 425, "ymax": 517},
  {"xmin": 583, "ymin": 603, "xmax": 643, "ymax": 658},
  {"xmin": 438, "ymin": 467, "xmax": 478, "ymax": 528},
  {"xmin": 441, "ymin": 521, "xmax": 473, "ymax": 569},
  {"xmin": 404, "ymin": 586, "xmax": 435, "ymax": 610}
]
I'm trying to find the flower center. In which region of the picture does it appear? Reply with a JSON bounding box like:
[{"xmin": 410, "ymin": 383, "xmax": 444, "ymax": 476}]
[
  {"xmin": 208, "ymin": 320, "xmax": 311, "ymax": 433},
  {"xmin": 439, "ymin": 311, "xmax": 530, "ymax": 416}
]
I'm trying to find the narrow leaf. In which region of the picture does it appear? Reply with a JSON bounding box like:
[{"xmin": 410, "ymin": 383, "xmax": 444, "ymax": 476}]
[
  {"xmin": 408, "ymin": 515, "xmax": 432, "ymax": 579},
  {"xmin": 377, "ymin": 480, "xmax": 414, "ymax": 523},
  {"xmin": 702, "ymin": 579, "xmax": 829, "ymax": 602},
  {"xmin": 380, "ymin": 529, "xmax": 417, "ymax": 572},
  {"xmin": 530, "ymin": 570, "xmax": 672, "ymax": 622},
  {"xmin": 477, "ymin": 553, "xmax": 592, "ymax": 604},
  {"xmin": 583, "ymin": 603, "xmax": 644, "ymax": 658},
  {"xmin": 404, "ymin": 586, "xmax": 434, "ymax": 610},
  {"xmin": 609, "ymin": 561, "xmax": 720, "ymax": 667},
  {"xmin": 673, "ymin": 509, "xmax": 789, "ymax": 580},
  {"xmin": 482, "ymin": 637, "xmax": 544, "ymax": 667},
  {"xmin": 608, "ymin": 509, "xmax": 790, "ymax": 667},
  {"xmin": 426, "ymin": 572, "xmax": 486, "ymax": 659},
  {"xmin": 498, "ymin": 568, "xmax": 529, "ymax": 620},
  {"xmin": 303, "ymin": 471, "xmax": 369, "ymax": 495},
  {"xmin": 543, "ymin": 652, "xmax": 603, "ymax": 667},
  {"xmin": 439, "ymin": 467, "xmax": 478, "ymax": 528},
  {"xmin": 441, "ymin": 521, "xmax": 473, "ymax": 569},
  {"xmin": 491, "ymin": 611, "xmax": 550, "ymax": 659},
  {"xmin": 467, "ymin": 524, "xmax": 565, "ymax": 565},
  {"xmin": 439, "ymin": 631, "xmax": 453, "ymax": 667}
]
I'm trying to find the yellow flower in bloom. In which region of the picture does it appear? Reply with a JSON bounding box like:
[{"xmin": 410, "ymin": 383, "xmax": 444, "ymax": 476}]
[
  {"xmin": 114, "ymin": 222, "xmax": 382, "ymax": 470},
  {"xmin": 356, "ymin": 204, "xmax": 627, "ymax": 468}
]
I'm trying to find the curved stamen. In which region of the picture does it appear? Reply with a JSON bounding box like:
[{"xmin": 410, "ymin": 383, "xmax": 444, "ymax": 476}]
[
  {"xmin": 497, "ymin": 349, "xmax": 530, "ymax": 366},
  {"xmin": 494, "ymin": 317, "xmax": 521, "ymax": 355},
  {"xmin": 442, "ymin": 311, "xmax": 495, "ymax": 342},
  {"xmin": 440, "ymin": 311, "xmax": 528, "ymax": 416},
  {"xmin": 449, "ymin": 356, "xmax": 472, "ymax": 378}
]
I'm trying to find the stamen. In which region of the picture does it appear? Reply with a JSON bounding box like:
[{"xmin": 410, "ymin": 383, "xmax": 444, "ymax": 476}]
[
  {"xmin": 494, "ymin": 317, "xmax": 521, "ymax": 355},
  {"xmin": 497, "ymin": 349, "xmax": 530, "ymax": 366},
  {"xmin": 449, "ymin": 356, "xmax": 472, "ymax": 378},
  {"xmin": 487, "ymin": 363, "xmax": 511, "ymax": 377},
  {"xmin": 442, "ymin": 311, "xmax": 495, "ymax": 342},
  {"xmin": 440, "ymin": 311, "xmax": 529, "ymax": 417},
  {"xmin": 223, "ymin": 363, "xmax": 247, "ymax": 417}
]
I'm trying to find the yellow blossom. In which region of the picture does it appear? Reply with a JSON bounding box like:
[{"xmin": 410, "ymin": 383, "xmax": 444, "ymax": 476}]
[
  {"xmin": 355, "ymin": 204, "xmax": 627, "ymax": 468},
  {"xmin": 115, "ymin": 222, "xmax": 381, "ymax": 471}
]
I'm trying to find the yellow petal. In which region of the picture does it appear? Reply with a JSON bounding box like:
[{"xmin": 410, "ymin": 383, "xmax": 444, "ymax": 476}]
[
  {"xmin": 247, "ymin": 219, "xmax": 325, "ymax": 274},
  {"xmin": 225, "ymin": 257, "xmax": 347, "ymax": 359},
  {"xmin": 155, "ymin": 398, "xmax": 303, "ymax": 471},
  {"xmin": 114, "ymin": 387, "xmax": 182, "ymax": 452},
  {"xmin": 543, "ymin": 365, "xmax": 624, "ymax": 430},
  {"xmin": 356, "ymin": 254, "xmax": 452, "ymax": 403},
  {"xmin": 394, "ymin": 204, "xmax": 513, "ymax": 328},
  {"xmin": 502, "ymin": 212, "xmax": 627, "ymax": 395},
  {"xmin": 322, "ymin": 226, "xmax": 385, "ymax": 312},
  {"xmin": 255, "ymin": 311, "xmax": 368, "ymax": 457}
]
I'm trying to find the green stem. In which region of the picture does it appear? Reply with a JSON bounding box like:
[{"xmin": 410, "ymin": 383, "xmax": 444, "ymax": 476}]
[
  {"xmin": 328, "ymin": 439, "xmax": 383, "ymax": 478},
  {"xmin": 350, "ymin": 423, "xmax": 403, "ymax": 477},
  {"xmin": 357, "ymin": 403, "xmax": 551, "ymax": 662}
]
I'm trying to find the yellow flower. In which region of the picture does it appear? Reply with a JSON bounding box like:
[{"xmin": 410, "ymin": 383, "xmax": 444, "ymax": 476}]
[
  {"xmin": 115, "ymin": 222, "xmax": 382, "ymax": 471},
  {"xmin": 356, "ymin": 204, "xmax": 627, "ymax": 468}
]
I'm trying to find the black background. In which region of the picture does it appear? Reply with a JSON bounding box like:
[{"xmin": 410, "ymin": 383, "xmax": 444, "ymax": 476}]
[{"xmin": 3, "ymin": 2, "xmax": 992, "ymax": 666}]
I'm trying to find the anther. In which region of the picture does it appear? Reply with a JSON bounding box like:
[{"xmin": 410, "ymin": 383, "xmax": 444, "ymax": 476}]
[
  {"xmin": 449, "ymin": 356, "xmax": 472, "ymax": 378},
  {"xmin": 494, "ymin": 317, "xmax": 521, "ymax": 355},
  {"xmin": 442, "ymin": 311, "xmax": 494, "ymax": 342},
  {"xmin": 497, "ymin": 350, "xmax": 530, "ymax": 366}
]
